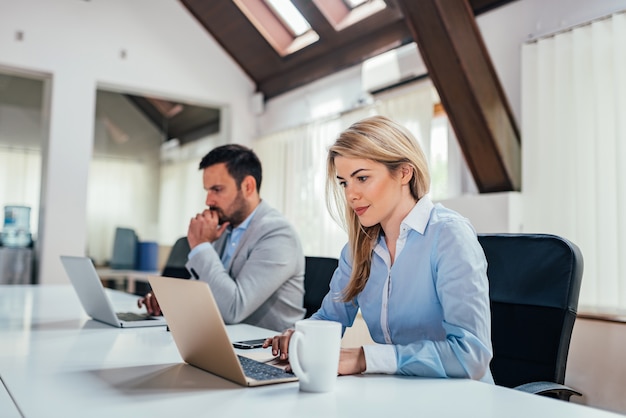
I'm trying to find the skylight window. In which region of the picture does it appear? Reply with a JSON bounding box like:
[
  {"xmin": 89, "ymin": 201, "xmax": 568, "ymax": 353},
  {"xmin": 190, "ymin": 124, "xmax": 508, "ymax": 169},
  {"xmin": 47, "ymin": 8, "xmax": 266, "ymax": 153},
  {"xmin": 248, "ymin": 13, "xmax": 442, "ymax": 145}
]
[
  {"xmin": 314, "ymin": 0, "xmax": 386, "ymax": 31},
  {"xmin": 344, "ymin": 0, "xmax": 369, "ymax": 8},
  {"xmin": 234, "ymin": 0, "xmax": 319, "ymax": 57},
  {"xmin": 234, "ymin": 0, "xmax": 386, "ymax": 57},
  {"xmin": 265, "ymin": 0, "xmax": 311, "ymax": 37}
]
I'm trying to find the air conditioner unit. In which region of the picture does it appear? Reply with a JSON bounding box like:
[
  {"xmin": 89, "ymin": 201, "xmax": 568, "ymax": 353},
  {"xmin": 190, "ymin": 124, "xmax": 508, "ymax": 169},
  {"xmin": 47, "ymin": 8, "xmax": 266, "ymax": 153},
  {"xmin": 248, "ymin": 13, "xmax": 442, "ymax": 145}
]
[{"xmin": 361, "ymin": 42, "xmax": 428, "ymax": 93}]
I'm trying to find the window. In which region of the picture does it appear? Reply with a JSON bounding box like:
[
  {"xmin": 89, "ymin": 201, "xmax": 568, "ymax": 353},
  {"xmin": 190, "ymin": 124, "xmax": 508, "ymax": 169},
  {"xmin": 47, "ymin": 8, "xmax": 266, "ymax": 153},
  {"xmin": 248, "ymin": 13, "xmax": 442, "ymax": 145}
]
[
  {"xmin": 314, "ymin": 0, "xmax": 386, "ymax": 31},
  {"xmin": 428, "ymin": 105, "xmax": 477, "ymax": 200},
  {"xmin": 265, "ymin": 0, "xmax": 311, "ymax": 37},
  {"xmin": 235, "ymin": 0, "xmax": 388, "ymax": 56},
  {"xmin": 429, "ymin": 114, "xmax": 449, "ymax": 201},
  {"xmin": 344, "ymin": 0, "xmax": 369, "ymax": 8},
  {"xmin": 234, "ymin": 0, "xmax": 319, "ymax": 56}
]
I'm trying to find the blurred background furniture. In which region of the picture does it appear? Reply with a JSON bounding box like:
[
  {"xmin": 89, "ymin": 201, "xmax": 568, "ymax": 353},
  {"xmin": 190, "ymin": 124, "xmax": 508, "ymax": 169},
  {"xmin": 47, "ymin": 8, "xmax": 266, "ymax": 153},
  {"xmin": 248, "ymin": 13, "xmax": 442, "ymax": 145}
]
[
  {"xmin": 0, "ymin": 246, "xmax": 33, "ymax": 284},
  {"xmin": 132, "ymin": 236, "xmax": 190, "ymax": 296},
  {"xmin": 109, "ymin": 227, "xmax": 138, "ymax": 270},
  {"xmin": 160, "ymin": 237, "xmax": 191, "ymax": 279},
  {"xmin": 478, "ymin": 233, "xmax": 584, "ymax": 401},
  {"xmin": 100, "ymin": 229, "xmax": 191, "ymax": 296}
]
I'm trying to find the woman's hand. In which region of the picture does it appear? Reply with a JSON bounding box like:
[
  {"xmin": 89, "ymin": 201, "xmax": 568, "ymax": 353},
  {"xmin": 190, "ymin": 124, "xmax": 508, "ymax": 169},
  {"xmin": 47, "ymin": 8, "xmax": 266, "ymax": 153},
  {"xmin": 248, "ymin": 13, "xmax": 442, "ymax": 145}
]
[
  {"xmin": 338, "ymin": 347, "xmax": 366, "ymax": 375},
  {"xmin": 264, "ymin": 331, "xmax": 366, "ymax": 376},
  {"xmin": 263, "ymin": 328, "xmax": 295, "ymax": 361}
]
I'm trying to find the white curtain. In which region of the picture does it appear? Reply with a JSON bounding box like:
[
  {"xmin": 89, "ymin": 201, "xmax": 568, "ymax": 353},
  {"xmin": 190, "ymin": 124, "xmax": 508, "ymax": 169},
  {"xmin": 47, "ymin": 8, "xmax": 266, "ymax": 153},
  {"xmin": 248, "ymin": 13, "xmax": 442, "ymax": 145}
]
[
  {"xmin": 158, "ymin": 158, "xmax": 205, "ymax": 246},
  {"xmin": 254, "ymin": 79, "xmax": 435, "ymax": 258},
  {"xmin": 156, "ymin": 136, "xmax": 226, "ymax": 249},
  {"xmin": 255, "ymin": 117, "xmax": 350, "ymax": 258},
  {"xmin": 0, "ymin": 147, "xmax": 41, "ymax": 237},
  {"xmin": 375, "ymin": 81, "xmax": 434, "ymax": 157},
  {"xmin": 522, "ymin": 12, "xmax": 626, "ymax": 309},
  {"xmin": 254, "ymin": 128, "xmax": 290, "ymax": 215},
  {"xmin": 87, "ymin": 157, "xmax": 158, "ymax": 264}
]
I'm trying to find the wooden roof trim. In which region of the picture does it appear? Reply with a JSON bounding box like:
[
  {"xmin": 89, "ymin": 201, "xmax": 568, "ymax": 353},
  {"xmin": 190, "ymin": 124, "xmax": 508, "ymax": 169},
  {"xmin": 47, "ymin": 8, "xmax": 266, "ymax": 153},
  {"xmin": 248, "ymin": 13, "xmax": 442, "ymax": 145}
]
[
  {"xmin": 397, "ymin": 0, "xmax": 521, "ymax": 192},
  {"xmin": 259, "ymin": 20, "xmax": 412, "ymax": 98}
]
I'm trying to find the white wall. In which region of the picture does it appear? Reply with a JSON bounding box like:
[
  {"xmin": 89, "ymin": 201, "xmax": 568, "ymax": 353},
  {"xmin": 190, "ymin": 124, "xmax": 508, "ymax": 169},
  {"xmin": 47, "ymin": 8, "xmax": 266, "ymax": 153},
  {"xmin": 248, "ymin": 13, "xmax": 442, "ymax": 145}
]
[
  {"xmin": 439, "ymin": 192, "xmax": 523, "ymax": 233},
  {"xmin": 567, "ymin": 318, "xmax": 626, "ymax": 414},
  {"xmin": 0, "ymin": 0, "xmax": 256, "ymax": 284}
]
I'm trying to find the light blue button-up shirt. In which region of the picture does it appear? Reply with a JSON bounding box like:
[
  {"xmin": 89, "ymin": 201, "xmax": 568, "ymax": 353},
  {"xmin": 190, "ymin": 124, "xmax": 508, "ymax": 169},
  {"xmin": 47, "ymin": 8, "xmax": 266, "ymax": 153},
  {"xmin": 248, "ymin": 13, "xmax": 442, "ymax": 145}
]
[
  {"xmin": 312, "ymin": 196, "xmax": 494, "ymax": 382},
  {"xmin": 220, "ymin": 207, "xmax": 257, "ymax": 268}
]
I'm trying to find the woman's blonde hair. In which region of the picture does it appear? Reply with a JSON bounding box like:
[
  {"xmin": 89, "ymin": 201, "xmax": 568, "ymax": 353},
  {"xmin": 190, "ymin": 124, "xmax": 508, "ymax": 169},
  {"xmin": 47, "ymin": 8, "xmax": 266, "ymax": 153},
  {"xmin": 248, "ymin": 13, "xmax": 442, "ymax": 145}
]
[{"xmin": 326, "ymin": 116, "xmax": 431, "ymax": 302}]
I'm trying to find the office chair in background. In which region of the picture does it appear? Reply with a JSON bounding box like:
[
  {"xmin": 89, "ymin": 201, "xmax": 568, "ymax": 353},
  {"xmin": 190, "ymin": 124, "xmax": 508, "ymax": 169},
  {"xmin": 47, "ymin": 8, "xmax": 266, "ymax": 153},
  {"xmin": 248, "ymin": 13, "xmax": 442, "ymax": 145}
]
[
  {"xmin": 134, "ymin": 236, "xmax": 191, "ymax": 296},
  {"xmin": 110, "ymin": 227, "xmax": 138, "ymax": 270},
  {"xmin": 478, "ymin": 233, "xmax": 584, "ymax": 401},
  {"xmin": 161, "ymin": 237, "xmax": 191, "ymax": 279},
  {"xmin": 303, "ymin": 256, "xmax": 338, "ymax": 318}
]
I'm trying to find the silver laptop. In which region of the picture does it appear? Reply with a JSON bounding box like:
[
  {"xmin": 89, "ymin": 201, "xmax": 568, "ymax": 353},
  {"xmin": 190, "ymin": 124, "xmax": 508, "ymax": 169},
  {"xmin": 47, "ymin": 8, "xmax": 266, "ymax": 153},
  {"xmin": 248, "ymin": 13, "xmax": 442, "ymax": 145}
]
[
  {"xmin": 60, "ymin": 255, "xmax": 167, "ymax": 328},
  {"xmin": 148, "ymin": 275, "xmax": 298, "ymax": 387}
]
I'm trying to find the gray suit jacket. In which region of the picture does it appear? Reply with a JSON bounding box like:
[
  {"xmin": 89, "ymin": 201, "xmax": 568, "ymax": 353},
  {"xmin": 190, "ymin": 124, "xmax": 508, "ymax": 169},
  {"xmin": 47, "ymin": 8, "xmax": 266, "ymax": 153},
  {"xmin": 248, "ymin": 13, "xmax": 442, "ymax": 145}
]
[{"xmin": 186, "ymin": 200, "xmax": 305, "ymax": 331}]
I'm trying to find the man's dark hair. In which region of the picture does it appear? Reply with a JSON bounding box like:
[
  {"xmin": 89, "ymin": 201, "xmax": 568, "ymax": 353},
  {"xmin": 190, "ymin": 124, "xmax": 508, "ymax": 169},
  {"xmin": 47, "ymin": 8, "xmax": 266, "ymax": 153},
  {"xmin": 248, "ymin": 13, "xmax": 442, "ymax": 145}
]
[{"xmin": 199, "ymin": 144, "xmax": 262, "ymax": 192}]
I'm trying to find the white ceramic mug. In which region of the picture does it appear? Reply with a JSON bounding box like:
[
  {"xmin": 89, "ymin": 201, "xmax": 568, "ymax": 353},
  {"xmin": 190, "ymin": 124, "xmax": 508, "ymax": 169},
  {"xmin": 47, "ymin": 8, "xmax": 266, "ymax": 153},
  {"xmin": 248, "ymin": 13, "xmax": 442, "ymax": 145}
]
[{"xmin": 288, "ymin": 319, "xmax": 342, "ymax": 393}]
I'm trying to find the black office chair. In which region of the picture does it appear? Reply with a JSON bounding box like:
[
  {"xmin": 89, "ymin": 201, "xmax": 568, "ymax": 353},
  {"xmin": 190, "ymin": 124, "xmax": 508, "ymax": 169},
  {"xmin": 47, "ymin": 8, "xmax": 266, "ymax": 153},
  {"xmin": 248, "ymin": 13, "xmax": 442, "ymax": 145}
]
[
  {"xmin": 161, "ymin": 237, "xmax": 191, "ymax": 279},
  {"xmin": 478, "ymin": 233, "xmax": 584, "ymax": 401},
  {"xmin": 134, "ymin": 237, "xmax": 191, "ymax": 296},
  {"xmin": 303, "ymin": 256, "xmax": 338, "ymax": 318}
]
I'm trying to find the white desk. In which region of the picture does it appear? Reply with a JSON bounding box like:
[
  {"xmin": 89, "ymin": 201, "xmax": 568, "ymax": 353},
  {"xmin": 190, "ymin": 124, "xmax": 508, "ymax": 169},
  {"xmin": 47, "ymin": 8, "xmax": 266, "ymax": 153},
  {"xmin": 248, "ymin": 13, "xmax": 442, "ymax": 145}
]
[
  {"xmin": 0, "ymin": 285, "xmax": 622, "ymax": 418},
  {"xmin": 0, "ymin": 377, "xmax": 21, "ymax": 418}
]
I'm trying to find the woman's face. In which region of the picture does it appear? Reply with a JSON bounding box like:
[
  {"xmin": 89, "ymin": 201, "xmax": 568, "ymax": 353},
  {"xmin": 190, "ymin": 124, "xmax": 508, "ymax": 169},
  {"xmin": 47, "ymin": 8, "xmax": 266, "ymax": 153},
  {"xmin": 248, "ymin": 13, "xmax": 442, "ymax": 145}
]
[{"xmin": 334, "ymin": 156, "xmax": 409, "ymax": 230}]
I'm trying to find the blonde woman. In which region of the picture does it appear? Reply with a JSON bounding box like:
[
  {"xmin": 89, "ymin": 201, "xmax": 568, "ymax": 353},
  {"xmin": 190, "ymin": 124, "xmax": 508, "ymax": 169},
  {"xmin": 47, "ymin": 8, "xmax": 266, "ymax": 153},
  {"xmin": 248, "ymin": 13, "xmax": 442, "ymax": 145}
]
[{"xmin": 265, "ymin": 116, "xmax": 493, "ymax": 382}]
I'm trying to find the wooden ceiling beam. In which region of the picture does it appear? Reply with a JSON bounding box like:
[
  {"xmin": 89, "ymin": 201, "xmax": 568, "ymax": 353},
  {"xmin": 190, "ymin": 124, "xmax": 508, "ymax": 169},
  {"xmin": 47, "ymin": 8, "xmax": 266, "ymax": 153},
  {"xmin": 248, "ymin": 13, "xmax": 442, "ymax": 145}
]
[
  {"xmin": 397, "ymin": 0, "xmax": 520, "ymax": 192},
  {"xmin": 260, "ymin": 20, "xmax": 412, "ymax": 99},
  {"xmin": 291, "ymin": 0, "xmax": 337, "ymax": 39},
  {"xmin": 469, "ymin": 0, "xmax": 519, "ymax": 15}
]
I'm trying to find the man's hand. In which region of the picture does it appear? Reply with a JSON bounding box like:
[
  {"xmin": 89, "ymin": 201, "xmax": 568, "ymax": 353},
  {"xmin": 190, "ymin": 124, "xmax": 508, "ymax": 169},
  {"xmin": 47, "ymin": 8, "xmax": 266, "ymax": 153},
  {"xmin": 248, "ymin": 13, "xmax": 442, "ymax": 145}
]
[
  {"xmin": 187, "ymin": 209, "xmax": 230, "ymax": 248},
  {"xmin": 137, "ymin": 292, "xmax": 162, "ymax": 316}
]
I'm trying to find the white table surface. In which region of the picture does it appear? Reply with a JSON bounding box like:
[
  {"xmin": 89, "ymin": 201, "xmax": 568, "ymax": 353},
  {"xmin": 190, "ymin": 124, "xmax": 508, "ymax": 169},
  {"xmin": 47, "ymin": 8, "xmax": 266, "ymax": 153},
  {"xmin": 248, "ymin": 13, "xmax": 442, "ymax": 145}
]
[
  {"xmin": 0, "ymin": 376, "xmax": 21, "ymax": 418},
  {"xmin": 0, "ymin": 285, "xmax": 622, "ymax": 418}
]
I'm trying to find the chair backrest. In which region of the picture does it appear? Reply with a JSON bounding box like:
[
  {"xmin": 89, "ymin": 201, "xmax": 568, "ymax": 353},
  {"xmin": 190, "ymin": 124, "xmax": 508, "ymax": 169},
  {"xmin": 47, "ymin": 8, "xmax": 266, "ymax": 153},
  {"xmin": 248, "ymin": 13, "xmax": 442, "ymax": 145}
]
[
  {"xmin": 303, "ymin": 256, "xmax": 338, "ymax": 318},
  {"xmin": 110, "ymin": 227, "xmax": 138, "ymax": 269},
  {"xmin": 478, "ymin": 233, "xmax": 583, "ymax": 388},
  {"xmin": 161, "ymin": 237, "xmax": 191, "ymax": 279}
]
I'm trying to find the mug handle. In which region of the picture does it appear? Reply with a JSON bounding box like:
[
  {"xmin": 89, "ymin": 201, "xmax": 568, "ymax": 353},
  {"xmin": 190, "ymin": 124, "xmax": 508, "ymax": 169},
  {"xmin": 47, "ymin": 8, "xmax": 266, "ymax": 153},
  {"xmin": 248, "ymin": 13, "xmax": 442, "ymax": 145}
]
[{"xmin": 288, "ymin": 330, "xmax": 309, "ymax": 385}]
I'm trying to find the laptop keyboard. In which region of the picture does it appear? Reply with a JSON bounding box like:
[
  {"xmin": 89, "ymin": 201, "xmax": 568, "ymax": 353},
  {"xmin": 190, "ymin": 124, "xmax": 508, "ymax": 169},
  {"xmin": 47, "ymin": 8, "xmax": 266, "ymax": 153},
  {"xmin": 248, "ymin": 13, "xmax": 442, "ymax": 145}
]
[
  {"xmin": 237, "ymin": 355, "xmax": 295, "ymax": 381},
  {"xmin": 116, "ymin": 312, "xmax": 151, "ymax": 321}
]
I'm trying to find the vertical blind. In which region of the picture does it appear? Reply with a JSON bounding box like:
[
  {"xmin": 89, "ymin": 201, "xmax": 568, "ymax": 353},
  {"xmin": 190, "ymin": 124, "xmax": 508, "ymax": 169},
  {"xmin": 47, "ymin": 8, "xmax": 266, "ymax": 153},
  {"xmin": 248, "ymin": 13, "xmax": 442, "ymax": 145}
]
[
  {"xmin": 87, "ymin": 157, "xmax": 157, "ymax": 264},
  {"xmin": 0, "ymin": 147, "xmax": 41, "ymax": 236},
  {"xmin": 522, "ymin": 12, "xmax": 626, "ymax": 309}
]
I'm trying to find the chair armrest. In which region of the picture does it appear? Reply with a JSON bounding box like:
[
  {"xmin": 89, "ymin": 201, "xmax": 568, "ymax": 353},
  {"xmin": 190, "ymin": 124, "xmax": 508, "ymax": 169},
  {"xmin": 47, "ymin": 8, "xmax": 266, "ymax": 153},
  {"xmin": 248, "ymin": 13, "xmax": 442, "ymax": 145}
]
[{"xmin": 515, "ymin": 381, "xmax": 582, "ymax": 401}]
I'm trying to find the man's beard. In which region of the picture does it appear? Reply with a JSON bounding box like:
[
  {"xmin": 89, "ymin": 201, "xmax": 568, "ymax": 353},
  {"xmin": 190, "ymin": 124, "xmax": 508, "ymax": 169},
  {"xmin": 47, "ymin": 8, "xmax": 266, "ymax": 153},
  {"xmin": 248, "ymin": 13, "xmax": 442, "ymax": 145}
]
[{"xmin": 214, "ymin": 190, "xmax": 249, "ymax": 227}]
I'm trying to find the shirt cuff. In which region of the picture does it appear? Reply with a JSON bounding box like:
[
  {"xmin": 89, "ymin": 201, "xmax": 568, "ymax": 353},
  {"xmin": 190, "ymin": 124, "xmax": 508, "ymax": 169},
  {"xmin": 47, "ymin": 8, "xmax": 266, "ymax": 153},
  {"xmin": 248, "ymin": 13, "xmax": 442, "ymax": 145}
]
[
  {"xmin": 362, "ymin": 344, "xmax": 397, "ymax": 374},
  {"xmin": 188, "ymin": 242, "xmax": 212, "ymax": 260}
]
